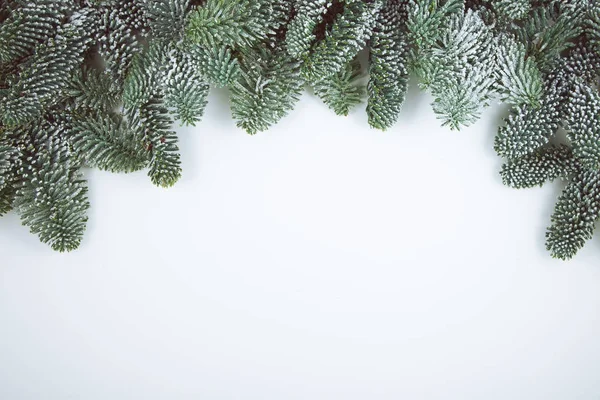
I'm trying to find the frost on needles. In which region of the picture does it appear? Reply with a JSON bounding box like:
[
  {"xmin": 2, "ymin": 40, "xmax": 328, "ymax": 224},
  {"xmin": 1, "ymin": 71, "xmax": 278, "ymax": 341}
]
[{"xmin": 0, "ymin": 0, "xmax": 599, "ymax": 259}]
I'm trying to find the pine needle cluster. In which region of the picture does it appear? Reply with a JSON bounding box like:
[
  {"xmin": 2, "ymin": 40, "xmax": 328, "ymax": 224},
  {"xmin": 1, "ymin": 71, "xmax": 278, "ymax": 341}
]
[{"xmin": 1, "ymin": 0, "xmax": 599, "ymax": 259}]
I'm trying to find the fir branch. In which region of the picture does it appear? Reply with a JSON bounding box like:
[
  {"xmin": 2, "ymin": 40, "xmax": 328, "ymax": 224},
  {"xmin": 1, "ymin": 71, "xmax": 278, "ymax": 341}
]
[
  {"xmin": 0, "ymin": 185, "xmax": 15, "ymax": 216},
  {"xmin": 0, "ymin": 142, "xmax": 16, "ymax": 189},
  {"xmin": 12, "ymin": 126, "xmax": 90, "ymax": 252},
  {"xmin": 97, "ymin": 0, "xmax": 148, "ymax": 82},
  {"xmin": 312, "ymin": 58, "xmax": 364, "ymax": 116},
  {"xmin": 589, "ymin": 4, "xmax": 600, "ymax": 52},
  {"xmin": 0, "ymin": 0, "xmax": 75, "ymax": 64},
  {"xmin": 494, "ymin": 81, "xmax": 564, "ymax": 160},
  {"xmin": 367, "ymin": 0, "xmax": 410, "ymax": 130},
  {"xmin": 0, "ymin": 134, "xmax": 19, "ymax": 216},
  {"xmin": 301, "ymin": 0, "xmax": 383, "ymax": 81},
  {"xmin": 163, "ymin": 45, "xmax": 210, "ymax": 125},
  {"xmin": 139, "ymin": 96, "xmax": 182, "ymax": 188},
  {"xmin": 425, "ymin": 10, "xmax": 496, "ymax": 129},
  {"xmin": 493, "ymin": 0, "xmax": 531, "ymax": 21},
  {"xmin": 520, "ymin": 4, "xmax": 582, "ymax": 72},
  {"xmin": 67, "ymin": 67, "xmax": 121, "ymax": 113},
  {"xmin": 406, "ymin": 0, "xmax": 464, "ymax": 51},
  {"xmin": 70, "ymin": 113, "xmax": 149, "ymax": 174},
  {"xmin": 186, "ymin": 0, "xmax": 269, "ymax": 49},
  {"xmin": 0, "ymin": 8, "xmax": 97, "ymax": 126},
  {"xmin": 230, "ymin": 45, "xmax": 303, "ymax": 134},
  {"xmin": 495, "ymin": 34, "xmax": 544, "ymax": 108},
  {"xmin": 141, "ymin": 0, "xmax": 191, "ymax": 40},
  {"xmin": 0, "ymin": 0, "xmax": 599, "ymax": 258},
  {"xmin": 192, "ymin": 45, "xmax": 240, "ymax": 87},
  {"xmin": 285, "ymin": 0, "xmax": 329, "ymax": 58},
  {"xmin": 564, "ymin": 82, "xmax": 600, "ymax": 171},
  {"xmin": 500, "ymin": 145, "xmax": 576, "ymax": 189},
  {"xmin": 546, "ymin": 169, "xmax": 600, "ymax": 260},
  {"xmin": 122, "ymin": 40, "xmax": 169, "ymax": 110}
]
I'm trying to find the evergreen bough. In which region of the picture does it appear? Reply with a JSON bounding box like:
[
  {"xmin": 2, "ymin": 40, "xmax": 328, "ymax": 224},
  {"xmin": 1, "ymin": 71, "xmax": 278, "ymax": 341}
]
[{"xmin": 0, "ymin": 0, "xmax": 599, "ymax": 260}]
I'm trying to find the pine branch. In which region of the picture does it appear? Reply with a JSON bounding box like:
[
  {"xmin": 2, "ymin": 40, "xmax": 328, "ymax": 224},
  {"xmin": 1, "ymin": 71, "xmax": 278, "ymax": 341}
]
[
  {"xmin": 186, "ymin": 0, "xmax": 269, "ymax": 49},
  {"xmin": 519, "ymin": 4, "xmax": 582, "ymax": 72},
  {"xmin": 67, "ymin": 67, "xmax": 122, "ymax": 113},
  {"xmin": 285, "ymin": 0, "xmax": 329, "ymax": 58},
  {"xmin": 313, "ymin": 57, "xmax": 364, "ymax": 116},
  {"xmin": 406, "ymin": 0, "xmax": 464, "ymax": 51},
  {"xmin": 564, "ymin": 82, "xmax": 600, "ymax": 170},
  {"xmin": 163, "ymin": 45, "xmax": 210, "ymax": 125},
  {"xmin": 230, "ymin": 45, "xmax": 303, "ymax": 134},
  {"xmin": 0, "ymin": 0, "xmax": 75, "ymax": 64},
  {"xmin": 500, "ymin": 145, "xmax": 576, "ymax": 189},
  {"xmin": 0, "ymin": 142, "xmax": 16, "ymax": 190},
  {"xmin": 425, "ymin": 10, "xmax": 497, "ymax": 129},
  {"xmin": 12, "ymin": 125, "xmax": 90, "ymax": 252},
  {"xmin": 122, "ymin": 40, "xmax": 169, "ymax": 110},
  {"xmin": 192, "ymin": 45, "xmax": 240, "ymax": 87},
  {"xmin": 367, "ymin": 0, "xmax": 410, "ymax": 130},
  {"xmin": 141, "ymin": 0, "xmax": 191, "ymax": 40},
  {"xmin": 589, "ymin": 4, "xmax": 600, "ymax": 52},
  {"xmin": 546, "ymin": 169, "xmax": 600, "ymax": 260},
  {"xmin": 0, "ymin": 0, "xmax": 599, "ymax": 258},
  {"xmin": 495, "ymin": 34, "xmax": 543, "ymax": 108},
  {"xmin": 97, "ymin": 0, "xmax": 148, "ymax": 82},
  {"xmin": 493, "ymin": 0, "xmax": 531, "ymax": 21},
  {"xmin": 301, "ymin": 0, "xmax": 383, "ymax": 81},
  {"xmin": 70, "ymin": 113, "xmax": 149, "ymax": 173},
  {"xmin": 0, "ymin": 185, "xmax": 15, "ymax": 216},
  {"xmin": 139, "ymin": 96, "xmax": 182, "ymax": 188},
  {"xmin": 494, "ymin": 80, "xmax": 565, "ymax": 160},
  {"xmin": 0, "ymin": 8, "xmax": 97, "ymax": 126}
]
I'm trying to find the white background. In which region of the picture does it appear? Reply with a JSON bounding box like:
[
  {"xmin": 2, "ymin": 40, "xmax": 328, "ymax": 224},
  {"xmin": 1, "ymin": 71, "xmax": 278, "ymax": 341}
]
[{"xmin": 1, "ymin": 86, "xmax": 600, "ymax": 399}]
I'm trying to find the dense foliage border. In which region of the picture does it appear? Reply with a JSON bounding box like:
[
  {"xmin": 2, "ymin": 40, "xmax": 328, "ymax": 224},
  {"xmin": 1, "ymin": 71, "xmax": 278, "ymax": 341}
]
[{"xmin": 0, "ymin": 0, "xmax": 599, "ymax": 260}]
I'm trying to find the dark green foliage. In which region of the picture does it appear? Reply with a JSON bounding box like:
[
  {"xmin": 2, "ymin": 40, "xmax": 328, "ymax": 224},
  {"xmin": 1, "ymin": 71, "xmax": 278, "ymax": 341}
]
[
  {"xmin": 495, "ymin": 34, "xmax": 543, "ymax": 108},
  {"xmin": 142, "ymin": 0, "xmax": 191, "ymax": 40},
  {"xmin": 0, "ymin": 143, "xmax": 16, "ymax": 190},
  {"xmin": 0, "ymin": 0, "xmax": 208, "ymax": 251},
  {"xmin": 1, "ymin": 0, "xmax": 600, "ymax": 259},
  {"xmin": 494, "ymin": 82, "xmax": 564, "ymax": 160},
  {"xmin": 1, "ymin": 8, "xmax": 97, "ymax": 126},
  {"xmin": 68, "ymin": 67, "xmax": 121, "ymax": 113},
  {"xmin": 313, "ymin": 58, "xmax": 364, "ymax": 116},
  {"xmin": 590, "ymin": 5, "xmax": 600, "ymax": 51},
  {"xmin": 500, "ymin": 145, "xmax": 576, "ymax": 189},
  {"xmin": 123, "ymin": 41, "xmax": 169, "ymax": 110},
  {"xmin": 123, "ymin": 38, "xmax": 210, "ymax": 126},
  {"xmin": 0, "ymin": 141, "xmax": 17, "ymax": 216},
  {"xmin": 192, "ymin": 46, "xmax": 240, "ymax": 87},
  {"xmin": 546, "ymin": 169, "xmax": 600, "ymax": 260},
  {"xmin": 11, "ymin": 126, "xmax": 90, "ymax": 252},
  {"xmin": 564, "ymin": 82, "xmax": 600, "ymax": 171},
  {"xmin": 492, "ymin": 1, "xmax": 600, "ymax": 258},
  {"xmin": 186, "ymin": 0, "xmax": 269, "ymax": 48},
  {"xmin": 0, "ymin": 0, "xmax": 75, "ymax": 64},
  {"xmin": 301, "ymin": 0, "xmax": 383, "ymax": 81},
  {"xmin": 0, "ymin": 186, "xmax": 15, "ymax": 216},
  {"xmin": 286, "ymin": 0, "xmax": 329, "ymax": 58},
  {"xmin": 406, "ymin": 0, "xmax": 464, "ymax": 51},
  {"xmin": 139, "ymin": 96, "xmax": 182, "ymax": 187},
  {"xmin": 520, "ymin": 3, "xmax": 582, "ymax": 73},
  {"xmin": 230, "ymin": 46, "xmax": 303, "ymax": 134},
  {"xmin": 367, "ymin": 0, "xmax": 410, "ymax": 130},
  {"xmin": 493, "ymin": 0, "xmax": 531, "ymax": 20},
  {"xmin": 164, "ymin": 47, "xmax": 210, "ymax": 125},
  {"xmin": 97, "ymin": 0, "xmax": 148, "ymax": 81},
  {"xmin": 71, "ymin": 113, "xmax": 149, "ymax": 173}
]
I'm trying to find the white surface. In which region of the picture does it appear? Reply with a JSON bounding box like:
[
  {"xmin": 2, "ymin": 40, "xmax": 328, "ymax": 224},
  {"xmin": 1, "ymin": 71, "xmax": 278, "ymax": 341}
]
[{"xmin": 1, "ymin": 87, "xmax": 600, "ymax": 400}]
